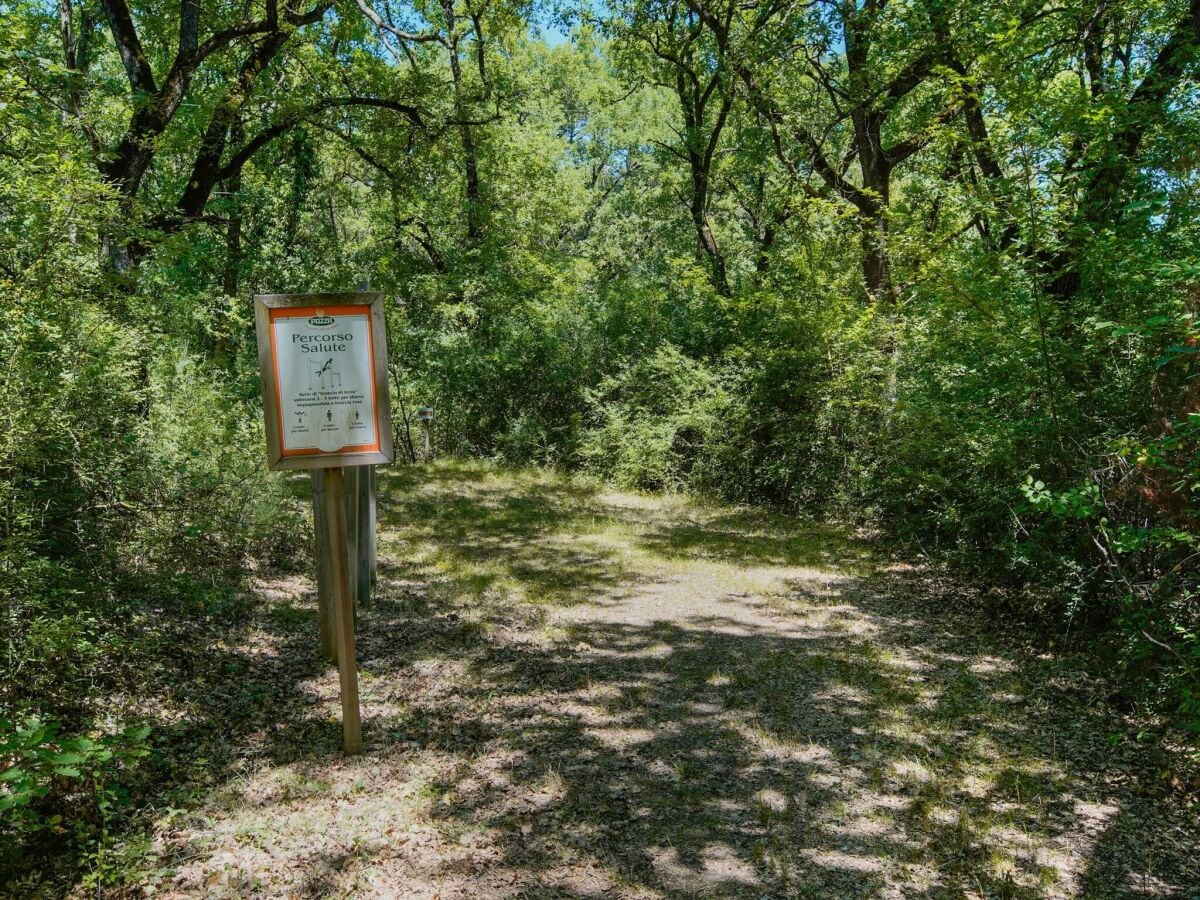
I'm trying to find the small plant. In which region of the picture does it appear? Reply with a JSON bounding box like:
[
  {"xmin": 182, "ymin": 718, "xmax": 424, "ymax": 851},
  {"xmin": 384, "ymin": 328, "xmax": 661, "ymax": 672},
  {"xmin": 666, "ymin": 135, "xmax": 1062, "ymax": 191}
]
[
  {"xmin": 1, "ymin": 716, "xmax": 152, "ymax": 869},
  {"xmin": 1020, "ymin": 460, "xmax": 1199, "ymax": 734},
  {"xmin": 1021, "ymin": 477, "xmax": 1101, "ymax": 519}
]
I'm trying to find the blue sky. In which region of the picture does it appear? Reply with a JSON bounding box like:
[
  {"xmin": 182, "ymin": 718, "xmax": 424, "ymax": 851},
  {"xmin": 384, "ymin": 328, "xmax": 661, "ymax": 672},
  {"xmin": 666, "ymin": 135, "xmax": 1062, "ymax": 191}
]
[{"xmin": 542, "ymin": 23, "xmax": 570, "ymax": 46}]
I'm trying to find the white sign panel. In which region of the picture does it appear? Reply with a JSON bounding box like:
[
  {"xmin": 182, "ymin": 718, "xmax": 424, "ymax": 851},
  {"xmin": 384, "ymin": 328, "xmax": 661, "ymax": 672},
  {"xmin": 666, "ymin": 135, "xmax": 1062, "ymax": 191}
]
[{"xmin": 272, "ymin": 311, "xmax": 377, "ymax": 453}]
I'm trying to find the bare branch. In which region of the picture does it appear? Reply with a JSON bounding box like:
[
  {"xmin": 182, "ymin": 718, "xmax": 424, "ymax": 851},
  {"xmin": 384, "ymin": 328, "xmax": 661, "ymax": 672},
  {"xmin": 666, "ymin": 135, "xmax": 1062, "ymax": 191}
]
[{"xmin": 355, "ymin": 0, "xmax": 441, "ymax": 45}]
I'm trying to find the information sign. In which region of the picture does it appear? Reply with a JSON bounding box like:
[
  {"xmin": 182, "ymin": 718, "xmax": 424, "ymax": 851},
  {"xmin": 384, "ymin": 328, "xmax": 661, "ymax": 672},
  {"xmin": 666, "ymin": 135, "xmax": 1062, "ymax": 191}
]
[{"xmin": 254, "ymin": 293, "xmax": 394, "ymax": 470}]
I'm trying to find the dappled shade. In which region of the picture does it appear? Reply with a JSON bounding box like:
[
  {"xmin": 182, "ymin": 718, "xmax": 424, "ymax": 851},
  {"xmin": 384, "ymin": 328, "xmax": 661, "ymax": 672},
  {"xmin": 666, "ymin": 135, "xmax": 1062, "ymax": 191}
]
[{"xmin": 145, "ymin": 464, "xmax": 1195, "ymax": 896}]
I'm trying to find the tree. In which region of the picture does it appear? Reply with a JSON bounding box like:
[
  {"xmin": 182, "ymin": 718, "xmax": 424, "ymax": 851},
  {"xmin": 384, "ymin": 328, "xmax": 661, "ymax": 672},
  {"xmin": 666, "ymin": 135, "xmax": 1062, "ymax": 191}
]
[
  {"xmin": 609, "ymin": 0, "xmax": 751, "ymax": 296},
  {"xmin": 53, "ymin": 0, "xmax": 424, "ymax": 270}
]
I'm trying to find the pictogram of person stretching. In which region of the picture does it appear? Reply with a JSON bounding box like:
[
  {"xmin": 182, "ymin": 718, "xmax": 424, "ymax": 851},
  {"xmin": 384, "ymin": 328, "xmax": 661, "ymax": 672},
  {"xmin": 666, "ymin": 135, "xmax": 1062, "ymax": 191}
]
[{"xmin": 308, "ymin": 357, "xmax": 342, "ymax": 391}]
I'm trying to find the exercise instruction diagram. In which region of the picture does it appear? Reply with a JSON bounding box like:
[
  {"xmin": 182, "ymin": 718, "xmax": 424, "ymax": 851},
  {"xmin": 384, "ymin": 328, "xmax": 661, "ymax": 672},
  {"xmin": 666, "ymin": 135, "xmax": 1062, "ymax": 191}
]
[
  {"xmin": 269, "ymin": 307, "xmax": 379, "ymax": 455},
  {"xmin": 309, "ymin": 357, "xmax": 342, "ymax": 391}
]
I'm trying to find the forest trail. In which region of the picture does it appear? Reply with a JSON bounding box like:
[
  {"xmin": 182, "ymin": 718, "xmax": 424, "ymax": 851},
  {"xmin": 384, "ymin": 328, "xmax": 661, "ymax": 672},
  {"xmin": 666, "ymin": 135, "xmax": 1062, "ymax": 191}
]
[{"xmin": 139, "ymin": 462, "xmax": 1197, "ymax": 898}]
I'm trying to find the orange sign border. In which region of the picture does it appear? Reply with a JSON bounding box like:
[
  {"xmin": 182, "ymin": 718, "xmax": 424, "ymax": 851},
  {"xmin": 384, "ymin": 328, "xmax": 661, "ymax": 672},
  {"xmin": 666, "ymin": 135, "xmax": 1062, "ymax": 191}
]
[
  {"xmin": 267, "ymin": 304, "xmax": 383, "ymax": 458},
  {"xmin": 254, "ymin": 292, "xmax": 392, "ymax": 471}
]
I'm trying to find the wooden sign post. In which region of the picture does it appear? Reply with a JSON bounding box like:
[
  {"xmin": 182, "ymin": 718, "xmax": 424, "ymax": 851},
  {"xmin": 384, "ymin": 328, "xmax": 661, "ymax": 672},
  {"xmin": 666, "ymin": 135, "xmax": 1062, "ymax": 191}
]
[
  {"xmin": 254, "ymin": 292, "xmax": 393, "ymax": 755},
  {"xmin": 416, "ymin": 407, "xmax": 434, "ymax": 460},
  {"xmin": 310, "ymin": 470, "xmax": 337, "ymax": 663},
  {"xmin": 352, "ymin": 466, "xmax": 375, "ymax": 604}
]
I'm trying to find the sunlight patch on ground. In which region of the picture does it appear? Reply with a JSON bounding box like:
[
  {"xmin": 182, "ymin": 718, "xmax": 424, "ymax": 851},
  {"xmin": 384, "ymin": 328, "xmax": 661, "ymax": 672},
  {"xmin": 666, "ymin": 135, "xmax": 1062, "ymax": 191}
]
[{"xmin": 129, "ymin": 462, "xmax": 1198, "ymax": 898}]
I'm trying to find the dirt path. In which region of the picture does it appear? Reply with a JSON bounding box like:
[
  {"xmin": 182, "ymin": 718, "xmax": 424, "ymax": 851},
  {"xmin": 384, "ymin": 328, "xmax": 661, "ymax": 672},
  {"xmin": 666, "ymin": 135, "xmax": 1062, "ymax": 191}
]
[{"xmin": 139, "ymin": 462, "xmax": 1197, "ymax": 898}]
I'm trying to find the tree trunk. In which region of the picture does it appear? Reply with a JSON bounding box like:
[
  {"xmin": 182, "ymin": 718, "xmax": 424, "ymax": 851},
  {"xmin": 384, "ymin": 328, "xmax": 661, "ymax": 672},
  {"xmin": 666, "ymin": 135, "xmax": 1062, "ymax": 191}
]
[
  {"xmin": 853, "ymin": 109, "xmax": 895, "ymax": 303},
  {"xmin": 690, "ymin": 168, "xmax": 731, "ymax": 296},
  {"xmin": 441, "ymin": 0, "xmax": 483, "ymax": 244},
  {"xmin": 221, "ymin": 120, "xmax": 244, "ymax": 299},
  {"xmin": 860, "ymin": 215, "xmax": 893, "ymax": 302}
]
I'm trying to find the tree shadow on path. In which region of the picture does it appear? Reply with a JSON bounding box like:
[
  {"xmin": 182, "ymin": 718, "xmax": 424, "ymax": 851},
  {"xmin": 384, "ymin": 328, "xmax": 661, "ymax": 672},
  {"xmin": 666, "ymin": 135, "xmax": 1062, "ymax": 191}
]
[{"xmin": 143, "ymin": 463, "xmax": 1197, "ymax": 898}]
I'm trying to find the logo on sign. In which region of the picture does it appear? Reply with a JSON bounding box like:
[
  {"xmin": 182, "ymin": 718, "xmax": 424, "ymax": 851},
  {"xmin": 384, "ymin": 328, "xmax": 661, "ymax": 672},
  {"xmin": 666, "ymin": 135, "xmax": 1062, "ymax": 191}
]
[{"xmin": 308, "ymin": 309, "xmax": 335, "ymax": 327}]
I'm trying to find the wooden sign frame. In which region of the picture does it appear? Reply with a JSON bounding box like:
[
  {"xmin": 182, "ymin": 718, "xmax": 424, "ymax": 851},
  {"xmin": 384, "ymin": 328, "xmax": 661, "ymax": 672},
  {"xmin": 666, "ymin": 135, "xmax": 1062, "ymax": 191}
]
[{"xmin": 254, "ymin": 292, "xmax": 394, "ymax": 471}]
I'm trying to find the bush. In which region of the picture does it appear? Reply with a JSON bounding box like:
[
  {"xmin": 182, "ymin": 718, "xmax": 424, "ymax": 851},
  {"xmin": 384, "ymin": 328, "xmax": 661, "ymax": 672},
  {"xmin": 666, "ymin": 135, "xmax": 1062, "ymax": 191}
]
[
  {"xmin": 1, "ymin": 253, "xmax": 304, "ymax": 884},
  {"xmin": 0, "ymin": 716, "xmax": 152, "ymax": 876},
  {"xmin": 580, "ymin": 346, "xmax": 731, "ymax": 491}
]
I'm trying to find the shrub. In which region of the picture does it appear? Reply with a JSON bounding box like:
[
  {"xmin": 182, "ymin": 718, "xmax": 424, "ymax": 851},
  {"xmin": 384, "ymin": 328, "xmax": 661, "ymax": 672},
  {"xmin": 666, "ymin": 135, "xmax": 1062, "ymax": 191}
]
[{"xmin": 580, "ymin": 346, "xmax": 730, "ymax": 491}]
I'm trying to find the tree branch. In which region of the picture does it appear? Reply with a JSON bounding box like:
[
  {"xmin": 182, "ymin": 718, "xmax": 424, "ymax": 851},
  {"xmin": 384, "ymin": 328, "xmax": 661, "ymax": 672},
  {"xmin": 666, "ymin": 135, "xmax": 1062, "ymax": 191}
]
[{"xmin": 99, "ymin": 0, "xmax": 155, "ymax": 93}]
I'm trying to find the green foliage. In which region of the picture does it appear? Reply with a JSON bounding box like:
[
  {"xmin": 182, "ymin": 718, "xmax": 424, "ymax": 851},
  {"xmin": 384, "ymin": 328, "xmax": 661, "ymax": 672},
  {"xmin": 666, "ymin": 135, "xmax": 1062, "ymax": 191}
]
[
  {"xmin": 581, "ymin": 346, "xmax": 731, "ymax": 491},
  {"xmin": 3, "ymin": 0, "xmax": 1200, "ymax": 882},
  {"xmin": 134, "ymin": 353, "xmax": 310, "ymax": 577},
  {"xmin": 0, "ymin": 717, "xmax": 151, "ymax": 833}
]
